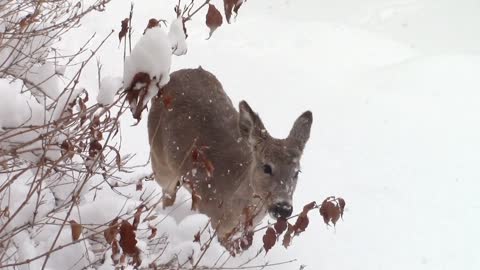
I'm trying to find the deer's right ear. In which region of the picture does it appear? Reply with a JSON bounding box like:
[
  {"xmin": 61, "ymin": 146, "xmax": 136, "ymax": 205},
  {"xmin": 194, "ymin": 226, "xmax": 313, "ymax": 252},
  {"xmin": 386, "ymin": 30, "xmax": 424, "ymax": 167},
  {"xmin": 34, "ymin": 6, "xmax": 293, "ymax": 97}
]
[
  {"xmin": 238, "ymin": 101, "xmax": 268, "ymax": 145},
  {"xmin": 238, "ymin": 101, "xmax": 255, "ymax": 140}
]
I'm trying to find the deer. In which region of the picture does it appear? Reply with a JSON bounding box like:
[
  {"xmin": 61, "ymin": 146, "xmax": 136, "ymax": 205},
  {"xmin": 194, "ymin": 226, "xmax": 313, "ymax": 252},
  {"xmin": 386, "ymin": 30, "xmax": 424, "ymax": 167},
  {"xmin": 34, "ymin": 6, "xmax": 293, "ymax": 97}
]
[{"xmin": 147, "ymin": 67, "xmax": 313, "ymax": 245}]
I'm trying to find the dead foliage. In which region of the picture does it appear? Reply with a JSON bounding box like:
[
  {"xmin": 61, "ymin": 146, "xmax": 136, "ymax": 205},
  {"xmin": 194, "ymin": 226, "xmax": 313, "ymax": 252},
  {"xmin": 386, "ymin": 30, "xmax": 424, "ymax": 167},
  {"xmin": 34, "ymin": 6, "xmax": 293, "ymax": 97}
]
[
  {"xmin": 69, "ymin": 220, "xmax": 82, "ymax": 241},
  {"xmin": 119, "ymin": 18, "xmax": 129, "ymax": 43},
  {"xmin": 319, "ymin": 196, "xmax": 346, "ymax": 226},
  {"xmin": 206, "ymin": 4, "xmax": 223, "ymax": 39},
  {"xmin": 224, "ymin": 0, "xmax": 244, "ymax": 23}
]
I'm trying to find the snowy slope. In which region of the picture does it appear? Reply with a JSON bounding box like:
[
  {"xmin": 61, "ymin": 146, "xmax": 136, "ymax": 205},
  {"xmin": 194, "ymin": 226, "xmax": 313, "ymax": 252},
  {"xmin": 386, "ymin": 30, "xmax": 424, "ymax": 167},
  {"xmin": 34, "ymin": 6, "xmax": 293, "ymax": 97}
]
[{"xmin": 53, "ymin": 0, "xmax": 480, "ymax": 269}]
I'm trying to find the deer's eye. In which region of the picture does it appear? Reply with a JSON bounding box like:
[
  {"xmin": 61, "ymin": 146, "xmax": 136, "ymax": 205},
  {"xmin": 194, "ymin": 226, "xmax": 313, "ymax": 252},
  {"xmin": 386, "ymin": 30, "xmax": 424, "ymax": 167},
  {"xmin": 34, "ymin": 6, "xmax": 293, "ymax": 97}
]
[
  {"xmin": 294, "ymin": 170, "xmax": 301, "ymax": 179},
  {"xmin": 263, "ymin": 164, "xmax": 273, "ymax": 175}
]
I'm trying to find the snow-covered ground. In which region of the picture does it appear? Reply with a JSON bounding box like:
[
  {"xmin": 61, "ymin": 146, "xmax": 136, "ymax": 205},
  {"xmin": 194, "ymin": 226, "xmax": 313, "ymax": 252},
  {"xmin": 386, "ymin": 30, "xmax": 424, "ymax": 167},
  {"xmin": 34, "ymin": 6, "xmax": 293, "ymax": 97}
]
[{"xmin": 6, "ymin": 0, "xmax": 479, "ymax": 269}]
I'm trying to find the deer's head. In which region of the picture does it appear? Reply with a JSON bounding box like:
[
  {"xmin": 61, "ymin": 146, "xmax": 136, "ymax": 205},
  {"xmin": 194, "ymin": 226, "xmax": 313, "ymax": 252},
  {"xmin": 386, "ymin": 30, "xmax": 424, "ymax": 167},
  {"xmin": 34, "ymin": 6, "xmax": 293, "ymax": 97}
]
[{"xmin": 238, "ymin": 101, "xmax": 313, "ymax": 220}]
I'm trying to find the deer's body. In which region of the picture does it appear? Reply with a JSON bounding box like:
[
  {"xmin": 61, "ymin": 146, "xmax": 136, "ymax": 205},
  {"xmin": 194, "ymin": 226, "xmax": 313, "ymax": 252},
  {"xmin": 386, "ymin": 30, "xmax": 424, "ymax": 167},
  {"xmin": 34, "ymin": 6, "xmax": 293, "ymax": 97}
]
[{"xmin": 148, "ymin": 67, "xmax": 312, "ymax": 241}]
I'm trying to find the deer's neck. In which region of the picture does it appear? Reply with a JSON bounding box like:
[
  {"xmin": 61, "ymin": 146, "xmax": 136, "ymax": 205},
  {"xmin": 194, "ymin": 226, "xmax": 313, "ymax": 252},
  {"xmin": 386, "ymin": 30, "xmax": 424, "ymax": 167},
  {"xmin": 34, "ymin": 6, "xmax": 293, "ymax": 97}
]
[{"xmin": 228, "ymin": 160, "xmax": 264, "ymax": 214}]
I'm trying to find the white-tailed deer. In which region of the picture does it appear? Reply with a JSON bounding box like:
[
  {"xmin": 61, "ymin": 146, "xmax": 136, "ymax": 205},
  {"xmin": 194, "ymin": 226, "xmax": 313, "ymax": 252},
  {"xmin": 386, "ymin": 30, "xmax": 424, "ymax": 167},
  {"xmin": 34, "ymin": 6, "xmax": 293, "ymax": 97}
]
[{"xmin": 148, "ymin": 67, "xmax": 312, "ymax": 243}]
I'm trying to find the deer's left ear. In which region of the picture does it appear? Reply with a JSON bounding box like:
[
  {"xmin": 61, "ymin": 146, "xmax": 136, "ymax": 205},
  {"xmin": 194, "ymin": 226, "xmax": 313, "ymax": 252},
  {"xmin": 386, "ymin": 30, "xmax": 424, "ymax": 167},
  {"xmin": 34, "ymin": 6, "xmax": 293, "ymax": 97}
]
[{"xmin": 288, "ymin": 111, "xmax": 313, "ymax": 151}]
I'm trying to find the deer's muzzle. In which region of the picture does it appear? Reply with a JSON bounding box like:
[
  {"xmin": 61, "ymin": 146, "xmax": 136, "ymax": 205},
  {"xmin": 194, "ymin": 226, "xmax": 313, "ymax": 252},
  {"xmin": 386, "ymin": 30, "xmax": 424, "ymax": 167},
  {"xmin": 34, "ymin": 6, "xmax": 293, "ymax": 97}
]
[{"xmin": 268, "ymin": 201, "xmax": 293, "ymax": 219}]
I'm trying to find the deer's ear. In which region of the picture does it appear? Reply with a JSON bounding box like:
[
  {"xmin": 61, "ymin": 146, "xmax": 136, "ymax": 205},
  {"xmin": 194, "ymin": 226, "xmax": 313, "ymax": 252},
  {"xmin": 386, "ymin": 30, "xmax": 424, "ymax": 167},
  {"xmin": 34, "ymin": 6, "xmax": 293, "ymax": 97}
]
[
  {"xmin": 288, "ymin": 111, "xmax": 313, "ymax": 150},
  {"xmin": 238, "ymin": 101, "xmax": 267, "ymax": 144}
]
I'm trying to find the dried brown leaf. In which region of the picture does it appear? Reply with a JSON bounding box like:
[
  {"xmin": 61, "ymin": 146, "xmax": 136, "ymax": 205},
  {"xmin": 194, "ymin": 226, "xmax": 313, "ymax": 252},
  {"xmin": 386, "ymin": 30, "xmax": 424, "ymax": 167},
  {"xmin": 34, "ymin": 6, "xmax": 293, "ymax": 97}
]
[
  {"xmin": 274, "ymin": 218, "xmax": 288, "ymax": 235},
  {"xmin": 119, "ymin": 220, "xmax": 138, "ymax": 255},
  {"xmin": 119, "ymin": 18, "xmax": 129, "ymax": 42},
  {"xmin": 262, "ymin": 227, "xmax": 276, "ymax": 254},
  {"xmin": 88, "ymin": 140, "xmax": 102, "ymax": 158},
  {"xmin": 111, "ymin": 240, "xmax": 120, "ymax": 264},
  {"xmin": 132, "ymin": 205, "xmax": 144, "ymax": 230},
  {"xmin": 206, "ymin": 4, "xmax": 223, "ymax": 39},
  {"xmin": 132, "ymin": 250, "xmax": 142, "ymax": 267},
  {"xmin": 223, "ymin": 0, "xmax": 244, "ymax": 23},
  {"xmin": 136, "ymin": 178, "xmax": 143, "ymax": 191},
  {"xmin": 125, "ymin": 72, "xmax": 151, "ymax": 122},
  {"xmin": 82, "ymin": 90, "xmax": 89, "ymax": 103},
  {"xmin": 69, "ymin": 220, "xmax": 82, "ymax": 241},
  {"xmin": 148, "ymin": 225, "xmax": 157, "ymax": 240},
  {"xmin": 293, "ymin": 214, "xmax": 309, "ymax": 235},
  {"xmin": 319, "ymin": 197, "xmax": 344, "ymax": 226},
  {"xmin": 302, "ymin": 201, "xmax": 316, "ymax": 214},
  {"xmin": 143, "ymin": 215, "xmax": 157, "ymax": 222},
  {"xmin": 240, "ymin": 231, "xmax": 254, "ymax": 250},
  {"xmin": 338, "ymin": 197, "xmax": 346, "ymax": 218},
  {"xmin": 193, "ymin": 231, "xmax": 201, "ymax": 243},
  {"xmin": 104, "ymin": 218, "xmax": 119, "ymax": 243},
  {"xmin": 144, "ymin": 18, "xmax": 159, "ymax": 34},
  {"xmin": 282, "ymin": 223, "xmax": 294, "ymax": 248}
]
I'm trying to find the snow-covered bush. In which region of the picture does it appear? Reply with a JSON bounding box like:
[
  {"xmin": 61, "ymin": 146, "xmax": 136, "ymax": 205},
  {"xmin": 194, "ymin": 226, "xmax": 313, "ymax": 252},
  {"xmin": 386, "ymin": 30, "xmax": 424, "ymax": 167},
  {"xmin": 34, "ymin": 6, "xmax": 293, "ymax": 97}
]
[{"xmin": 0, "ymin": 0, "xmax": 339, "ymax": 269}]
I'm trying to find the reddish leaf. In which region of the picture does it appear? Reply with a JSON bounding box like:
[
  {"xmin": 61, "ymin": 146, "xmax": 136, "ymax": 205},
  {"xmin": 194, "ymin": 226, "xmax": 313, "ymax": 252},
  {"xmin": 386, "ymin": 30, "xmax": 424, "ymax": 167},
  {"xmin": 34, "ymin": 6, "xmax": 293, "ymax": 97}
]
[
  {"xmin": 132, "ymin": 205, "xmax": 144, "ymax": 230},
  {"xmin": 111, "ymin": 240, "xmax": 120, "ymax": 264},
  {"xmin": 302, "ymin": 201, "xmax": 316, "ymax": 214},
  {"xmin": 282, "ymin": 224, "xmax": 294, "ymax": 248},
  {"xmin": 291, "ymin": 201, "xmax": 316, "ymax": 235},
  {"xmin": 193, "ymin": 231, "xmax": 201, "ymax": 243},
  {"xmin": 148, "ymin": 225, "xmax": 157, "ymax": 240},
  {"xmin": 136, "ymin": 178, "xmax": 143, "ymax": 191},
  {"xmin": 119, "ymin": 18, "xmax": 129, "ymax": 42},
  {"xmin": 293, "ymin": 215, "xmax": 309, "ymax": 235},
  {"xmin": 206, "ymin": 4, "xmax": 223, "ymax": 39},
  {"xmin": 82, "ymin": 90, "xmax": 89, "ymax": 103},
  {"xmin": 233, "ymin": 0, "xmax": 244, "ymax": 15},
  {"xmin": 274, "ymin": 218, "xmax": 288, "ymax": 235},
  {"xmin": 319, "ymin": 197, "xmax": 345, "ymax": 226},
  {"xmin": 88, "ymin": 140, "xmax": 102, "ymax": 157},
  {"xmin": 144, "ymin": 18, "xmax": 159, "ymax": 34},
  {"xmin": 223, "ymin": 0, "xmax": 244, "ymax": 23},
  {"xmin": 78, "ymin": 98, "xmax": 87, "ymax": 125},
  {"xmin": 143, "ymin": 215, "xmax": 158, "ymax": 222},
  {"xmin": 148, "ymin": 262, "xmax": 158, "ymax": 270},
  {"xmin": 262, "ymin": 227, "xmax": 276, "ymax": 254},
  {"xmin": 104, "ymin": 218, "xmax": 119, "ymax": 243},
  {"xmin": 91, "ymin": 115, "xmax": 100, "ymax": 128},
  {"xmin": 125, "ymin": 72, "xmax": 151, "ymax": 122},
  {"xmin": 132, "ymin": 251, "xmax": 142, "ymax": 267},
  {"xmin": 240, "ymin": 231, "xmax": 254, "ymax": 250},
  {"xmin": 338, "ymin": 197, "xmax": 346, "ymax": 218},
  {"xmin": 61, "ymin": 140, "xmax": 73, "ymax": 152},
  {"xmin": 120, "ymin": 253, "xmax": 126, "ymax": 264},
  {"xmin": 119, "ymin": 220, "xmax": 138, "ymax": 255},
  {"xmin": 69, "ymin": 220, "xmax": 82, "ymax": 241}
]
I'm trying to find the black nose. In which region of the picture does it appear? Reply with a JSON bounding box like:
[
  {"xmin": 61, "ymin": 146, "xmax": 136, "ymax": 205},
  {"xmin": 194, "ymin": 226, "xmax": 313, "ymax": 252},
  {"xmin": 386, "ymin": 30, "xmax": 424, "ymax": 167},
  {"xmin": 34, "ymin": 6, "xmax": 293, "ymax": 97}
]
[{"xmin": 271, "ymin": 202, "xmax": 293, "ymax": 219}]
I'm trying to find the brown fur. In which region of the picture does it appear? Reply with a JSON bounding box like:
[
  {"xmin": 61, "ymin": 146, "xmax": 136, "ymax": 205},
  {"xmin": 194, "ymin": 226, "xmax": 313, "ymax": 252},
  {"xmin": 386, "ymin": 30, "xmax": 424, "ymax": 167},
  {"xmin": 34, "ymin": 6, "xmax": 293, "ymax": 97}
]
[{"xmin": 148, "ymin": 67, "xmax": 312, "ymax": 240}]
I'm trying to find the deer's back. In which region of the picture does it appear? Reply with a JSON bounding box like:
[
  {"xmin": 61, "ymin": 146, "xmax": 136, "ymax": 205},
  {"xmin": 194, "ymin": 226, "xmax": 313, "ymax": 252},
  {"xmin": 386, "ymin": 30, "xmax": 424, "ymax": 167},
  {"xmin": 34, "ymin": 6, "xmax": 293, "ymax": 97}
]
[{"xmin": 148, "ymin": 67, "xmax": 250, "ymax": 198}]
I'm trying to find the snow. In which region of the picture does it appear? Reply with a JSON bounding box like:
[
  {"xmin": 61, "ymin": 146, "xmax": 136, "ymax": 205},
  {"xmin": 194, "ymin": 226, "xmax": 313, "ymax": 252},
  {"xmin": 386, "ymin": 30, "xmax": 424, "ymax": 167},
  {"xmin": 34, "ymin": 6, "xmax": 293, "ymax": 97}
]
[
  {"xmin": 3, "ymin": 0, "xmax": 480, "ymax": 269},
  {"xmin": 24, "ymin": 62, "xmax": 62, "ymax": 102},
  {"xmin": 0, "ymin": 79, "xmax": 44, "ymax": 130},
  {"xmin": 169, "ymin": 17, "xmax": 188, "ymax": 56},
  {"xmin": 123, "ymin": 26, "xmax": 172, "ymax": 110},
  {"xmin": 97, "ymin": 76, "xmax": 123, "ymax": 105}
]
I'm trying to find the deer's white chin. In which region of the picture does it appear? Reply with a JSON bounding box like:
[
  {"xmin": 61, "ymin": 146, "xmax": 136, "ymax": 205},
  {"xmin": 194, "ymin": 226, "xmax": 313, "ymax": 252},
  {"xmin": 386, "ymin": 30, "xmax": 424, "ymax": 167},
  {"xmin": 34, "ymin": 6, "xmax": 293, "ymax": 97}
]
[{"xmin": 268, "ymin": 211, "xmax": 280, "ymax": 220}]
